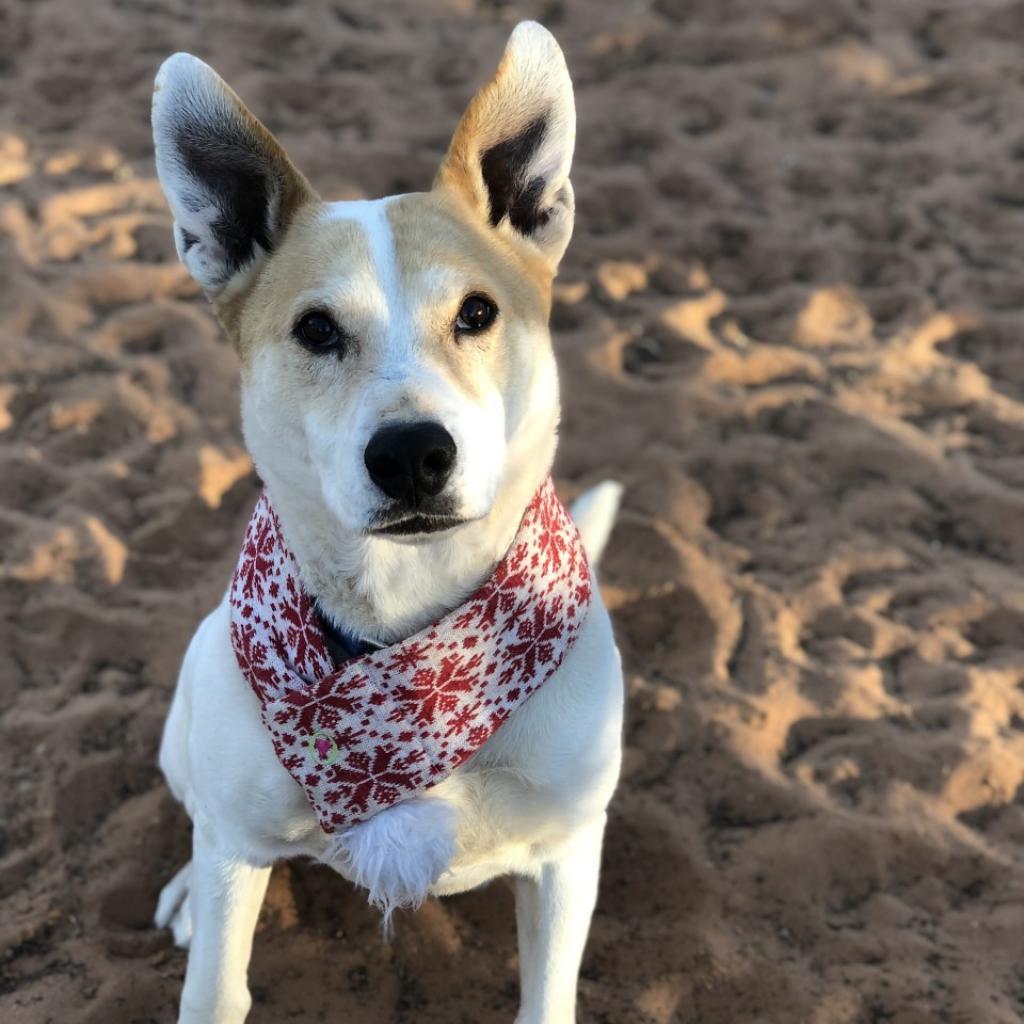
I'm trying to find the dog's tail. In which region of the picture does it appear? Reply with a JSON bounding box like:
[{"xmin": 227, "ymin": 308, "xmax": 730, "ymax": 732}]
[{"xmin": 570, "ymin": 480, "xmax": 623, "ymax": 568}]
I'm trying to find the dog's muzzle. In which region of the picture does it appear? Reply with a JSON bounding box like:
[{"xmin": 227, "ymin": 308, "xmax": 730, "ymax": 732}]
[{"xmin": 364, "ymin": 422, "xmax": 460, "ymax": 533}]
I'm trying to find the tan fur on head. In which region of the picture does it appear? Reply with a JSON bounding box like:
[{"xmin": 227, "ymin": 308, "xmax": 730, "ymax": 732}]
[{"xmin": 153, "ymin": 23, "xmax": 574, "ymax": 339}]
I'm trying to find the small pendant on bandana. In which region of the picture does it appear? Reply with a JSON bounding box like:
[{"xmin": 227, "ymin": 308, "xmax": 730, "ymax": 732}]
[{"xmin": 309, "ymin": 732, "xmax": 339, "ymax": 766}]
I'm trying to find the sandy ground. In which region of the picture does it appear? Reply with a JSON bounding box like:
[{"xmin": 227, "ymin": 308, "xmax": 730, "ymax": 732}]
[{"xmin": 3, "ymin": 0, "xmax": 1024, "ymax": 1021}]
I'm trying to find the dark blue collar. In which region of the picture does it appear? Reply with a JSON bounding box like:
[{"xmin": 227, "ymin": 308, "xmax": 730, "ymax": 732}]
[{"xmin": 315, "ymin": 605, "xmax": 385, "ymax": 666}]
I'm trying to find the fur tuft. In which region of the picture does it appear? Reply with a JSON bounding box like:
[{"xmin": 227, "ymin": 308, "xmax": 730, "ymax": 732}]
[{"xmin": 325, "ymin": 798, "xmax": 458, "ymax": 934}]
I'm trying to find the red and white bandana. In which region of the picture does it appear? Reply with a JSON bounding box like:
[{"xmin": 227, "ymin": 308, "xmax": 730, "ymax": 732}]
[{"xmin": 228, "ymin": 477, "xmax": 591, "ymax": 835}]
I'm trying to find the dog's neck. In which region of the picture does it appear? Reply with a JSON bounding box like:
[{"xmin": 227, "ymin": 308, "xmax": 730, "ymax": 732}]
[{"xmin": 262, "ymin": 464, "xmax": 549, "ymax": 646}]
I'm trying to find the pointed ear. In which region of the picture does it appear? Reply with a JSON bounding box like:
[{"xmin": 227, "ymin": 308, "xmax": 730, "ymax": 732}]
[
  {"xmin": 435, "ymin": 22, "xmax": 576, "ymax": 270},
  {"xmin": 151, "ymin": 54, "xmax": 315, "ymax": 296}
]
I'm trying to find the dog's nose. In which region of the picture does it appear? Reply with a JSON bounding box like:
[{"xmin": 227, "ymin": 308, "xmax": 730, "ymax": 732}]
[{"xmin": 364, "ymin": 422, "xmax": 457, "ymax": 504}]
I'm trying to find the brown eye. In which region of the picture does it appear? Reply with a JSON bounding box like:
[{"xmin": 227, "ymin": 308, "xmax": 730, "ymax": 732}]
[
  {"xmin": 456, "ymin": 295, "xmax": 498, "ymax": 334},
  {"xmin": 294, "ymin": 311, "xmax": 341, "ymax": 353}
]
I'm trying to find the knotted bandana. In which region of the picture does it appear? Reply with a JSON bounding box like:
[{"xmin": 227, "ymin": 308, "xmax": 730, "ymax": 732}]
[{"xmin": 228, "ymin": 477, "xmax": 591, "ymax": 835}]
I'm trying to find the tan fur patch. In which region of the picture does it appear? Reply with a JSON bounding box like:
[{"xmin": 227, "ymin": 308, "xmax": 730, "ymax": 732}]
[
  {"xmin": 225, "ymin": 202, "xmax": 373, "ymax": 363},
  {"xmin": 225, "ymin": 191, "xmax": 555, "ymax": 389},
  {"xmin": 387, "ymin": 190, "xmax": 553, "ymax": 400}
]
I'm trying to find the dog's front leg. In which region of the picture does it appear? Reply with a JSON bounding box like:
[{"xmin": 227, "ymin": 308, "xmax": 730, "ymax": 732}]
[
  {"xmin": 178, "ymin": 818, "xmax": 272, "ymax": 1024},
  {"xmin": 514, "ymin": 815, "xmax": 606, "ymax": 1024}
]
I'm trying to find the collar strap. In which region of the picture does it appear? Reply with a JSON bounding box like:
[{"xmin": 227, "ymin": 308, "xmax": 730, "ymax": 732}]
[{"xmin": 315, "ymin": 606, "xmax": 384, "ymax": 663}]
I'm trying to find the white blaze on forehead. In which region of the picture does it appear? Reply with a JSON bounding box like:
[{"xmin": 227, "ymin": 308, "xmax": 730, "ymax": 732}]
[{"xmin": 321, "ymin": 198, "xmax": 405, "ymax": 344}]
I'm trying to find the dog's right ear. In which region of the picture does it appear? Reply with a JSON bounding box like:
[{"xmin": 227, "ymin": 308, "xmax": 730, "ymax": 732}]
[{"xmin": 152, "ymin": 54, "xmax": 314, "ymax": 296}]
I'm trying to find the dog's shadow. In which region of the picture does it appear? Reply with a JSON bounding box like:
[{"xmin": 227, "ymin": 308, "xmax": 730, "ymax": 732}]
[
  {"xmin": 131, "ymin": 795, "xmax": 714, "ymax": 1022},
  {"xmin": 233, "ymin": 792, "xmax": 717, "ymax": 1023}
]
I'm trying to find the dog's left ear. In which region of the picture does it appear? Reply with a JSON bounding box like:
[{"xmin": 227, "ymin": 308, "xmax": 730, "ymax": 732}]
[{"xmin": 436, "ymin": 22, "xmax": 575, "ymax": 270}]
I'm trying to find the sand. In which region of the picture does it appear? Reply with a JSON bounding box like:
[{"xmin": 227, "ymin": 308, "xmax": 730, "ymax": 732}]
[{"xmin": 3, "ymin": 0, "xmax": 1024, "ymax": 1021}]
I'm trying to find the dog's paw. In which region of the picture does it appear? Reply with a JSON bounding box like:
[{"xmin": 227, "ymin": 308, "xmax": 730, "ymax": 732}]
[
  {"xmin": 154, "ymin": 860, "xmax": 193, "ymax": 949},
  {"xmin": 327, "ymin": 798, "xmax": 457, "ymax": 927}
]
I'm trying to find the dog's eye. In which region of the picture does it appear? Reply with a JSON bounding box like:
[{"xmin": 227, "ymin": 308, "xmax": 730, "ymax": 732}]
[
  {"xmin": 294, "ymin": 311, "xmax": 341, "ymax": 353},
  {"xmin": 456, "ymin": 295, "xmax": 498, "ymax": 334}
]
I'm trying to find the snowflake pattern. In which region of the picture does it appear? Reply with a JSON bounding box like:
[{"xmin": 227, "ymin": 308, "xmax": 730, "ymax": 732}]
[{"xmin": 228, "ymin": 476, "xmax": 592, "ymax": 834}]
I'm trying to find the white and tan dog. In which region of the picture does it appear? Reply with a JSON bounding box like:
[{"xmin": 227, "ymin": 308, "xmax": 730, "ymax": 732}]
[{"xmin": 151, "ymin": 21, "xmax": 624, "ymax": 1024}]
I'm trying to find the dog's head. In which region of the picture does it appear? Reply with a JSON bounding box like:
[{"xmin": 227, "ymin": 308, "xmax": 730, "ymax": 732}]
[{"xmin": 152, "ymin": 22, "xmax": 574, "ymax": 541}]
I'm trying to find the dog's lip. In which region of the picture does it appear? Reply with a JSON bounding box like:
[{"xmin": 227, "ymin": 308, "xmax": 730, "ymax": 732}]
[{"xmin": 369, "ymin": 513, "xmax": 468, "ymax": 537}]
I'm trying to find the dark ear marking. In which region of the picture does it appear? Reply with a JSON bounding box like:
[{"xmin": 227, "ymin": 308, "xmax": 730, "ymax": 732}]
[
  {"xmin": 153, "ymin": 53, "xmax": 315, "ymax": 295},
  {"xmin": 480, "ymin": 115, "xmax": 551, "ymax": 235},
  {"xmin": 433, "ymin": 24, "xmax": 574, "ymax": 264},
  {"xmin": 175, "ymin": 121, "xmax": 275, "ymax": 276}
]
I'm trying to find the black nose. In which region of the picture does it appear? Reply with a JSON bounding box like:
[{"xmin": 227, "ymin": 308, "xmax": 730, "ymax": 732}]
[{"xmin": 364, "ymin": 422, "xmax": 457, "ymax": 505}]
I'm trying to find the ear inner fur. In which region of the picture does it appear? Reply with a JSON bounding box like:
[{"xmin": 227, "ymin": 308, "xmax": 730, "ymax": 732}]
[
  {"xmin": 480, "ymin": 114, "xmax": 551, "ymax": 234},
  {"xmin": 175, "ymin": 124, "xmax": 275, "ymax": 274},
  {"xmin": 153, "ymin": 53, "xmax": 315, "ymax": 299},
  {"xmin": 175, "ymin": 109, "xmax": 312, "ymax": 282}
]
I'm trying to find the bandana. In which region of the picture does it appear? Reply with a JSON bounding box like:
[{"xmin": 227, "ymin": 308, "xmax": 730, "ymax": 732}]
[{"xmin": 228, "ymin": 477, "xmax": 591, "ymax": 836}]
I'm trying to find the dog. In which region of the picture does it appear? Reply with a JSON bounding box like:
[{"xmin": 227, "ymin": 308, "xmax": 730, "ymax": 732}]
[{"xmin": 150, "ymin": 21, "xmax": 624, "ymax": 1024}]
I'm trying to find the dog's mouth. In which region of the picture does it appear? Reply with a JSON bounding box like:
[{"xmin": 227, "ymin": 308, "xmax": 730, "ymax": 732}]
[{"xmin": 369, "ymin": 513, "xmax": 468, "ymax": 538}]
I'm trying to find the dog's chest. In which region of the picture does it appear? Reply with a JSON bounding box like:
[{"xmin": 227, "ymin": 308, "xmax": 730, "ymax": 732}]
[{"xmin": 179, "ymin": 588, "xmax": 621, "ymax": 885}]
